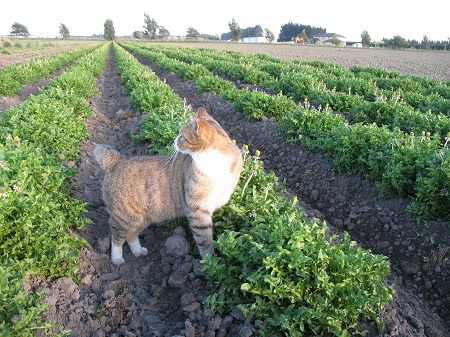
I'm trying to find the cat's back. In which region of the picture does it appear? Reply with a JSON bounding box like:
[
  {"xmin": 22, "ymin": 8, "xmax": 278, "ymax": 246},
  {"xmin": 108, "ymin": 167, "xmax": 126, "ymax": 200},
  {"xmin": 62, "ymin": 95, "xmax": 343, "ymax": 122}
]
[{"xmin": 106, "ymin": 153, "xmax": 192, "ymax": 187}]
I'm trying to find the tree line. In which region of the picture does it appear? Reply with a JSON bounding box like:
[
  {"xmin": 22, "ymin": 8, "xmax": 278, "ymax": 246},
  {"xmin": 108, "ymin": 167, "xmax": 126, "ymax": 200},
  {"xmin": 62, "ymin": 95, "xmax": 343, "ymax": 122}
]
[{"xmin": 7, "ymin": 18, "xmax": 450, "ymax": 51}]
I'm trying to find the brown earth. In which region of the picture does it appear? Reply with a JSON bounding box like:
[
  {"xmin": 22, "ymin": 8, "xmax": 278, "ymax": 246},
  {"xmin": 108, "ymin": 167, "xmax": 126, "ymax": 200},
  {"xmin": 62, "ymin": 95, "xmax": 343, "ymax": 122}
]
[
  {"xmin": 0, "ymin": 38, "xmax": 101, "ymax": 69},
  {"xmin": 2, "ymin": 43, "xmax": 449, "ymax": 337}
]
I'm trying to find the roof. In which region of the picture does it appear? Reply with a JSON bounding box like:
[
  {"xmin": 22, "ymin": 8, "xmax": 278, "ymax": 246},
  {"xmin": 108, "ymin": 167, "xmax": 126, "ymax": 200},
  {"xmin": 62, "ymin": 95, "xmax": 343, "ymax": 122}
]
[{"xmin": 313, "ymin": 33, "xmax": 346, "ymax": 38}]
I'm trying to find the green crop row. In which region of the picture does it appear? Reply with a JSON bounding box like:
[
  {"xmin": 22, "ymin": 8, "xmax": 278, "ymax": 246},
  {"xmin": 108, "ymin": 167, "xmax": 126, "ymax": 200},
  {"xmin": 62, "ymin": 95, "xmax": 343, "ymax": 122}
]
[
  {"xmin": 126, "ymin": 42, "xmax": 450, "ymax": 135},
  {"xmin": 113, "ymin": 43, "xmax": 191, "ymax": 154},
  {"xmin": 119, "ymin": 42, "xmax": 297, "ymax": 122},
  {"xmin": 121, "ymin": 42, "xmax": 450, "ymax": 223},
  {"xmin": 0, "ymin": 42, "xmax": 104, "ymax": 97},
  {"xmin": 279, "ymin": 104, "xmax": 450, "ymax": 221},
  {"xmin": 0, "ymin": 42, "xmax": 109, "ymax": 336},
  {"xmin": 123, "ymin": 42, "xmax": 450, "ymax": 119},
  {"xmin": 114, "ymin": 42, "xmax": 394, "ymax": 336}
]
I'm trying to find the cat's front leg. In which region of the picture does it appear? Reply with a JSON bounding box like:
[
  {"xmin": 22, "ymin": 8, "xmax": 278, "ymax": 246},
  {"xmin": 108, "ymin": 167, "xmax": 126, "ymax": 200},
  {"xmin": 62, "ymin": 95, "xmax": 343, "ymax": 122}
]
[
  {"xmin": 188, "ymin": 211, "xmax": 214, "ymax": 258},
  {"xmin": 111, "ymin": 239, "xmax": 125, "ymax": 265},
  {"xmin": 128, "ymin": 236, "xmax": 148, "ymax": 257}
]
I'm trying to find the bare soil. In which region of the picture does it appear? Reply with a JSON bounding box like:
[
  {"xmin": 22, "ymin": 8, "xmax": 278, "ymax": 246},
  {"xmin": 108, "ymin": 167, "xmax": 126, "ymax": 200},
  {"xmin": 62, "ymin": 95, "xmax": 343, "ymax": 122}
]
[
  {"xmin": 0, "ymin": 38, "xmax": 101, "ymax": 69},
  {"xmin": 2, "ymin": 43, "xmax": 449, "ymax": 337}
]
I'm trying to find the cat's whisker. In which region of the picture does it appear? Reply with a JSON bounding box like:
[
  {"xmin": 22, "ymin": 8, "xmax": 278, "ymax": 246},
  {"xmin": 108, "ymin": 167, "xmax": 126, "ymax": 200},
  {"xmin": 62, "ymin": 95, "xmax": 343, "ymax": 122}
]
[{"xmin": 165, "ymin": 150, "xmax": 179, "ymax": 167}]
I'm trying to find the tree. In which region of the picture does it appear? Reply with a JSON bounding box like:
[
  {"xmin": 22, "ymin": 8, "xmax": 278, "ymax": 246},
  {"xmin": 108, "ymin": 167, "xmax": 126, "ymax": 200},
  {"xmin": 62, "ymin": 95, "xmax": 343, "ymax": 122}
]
[
  {"xmin": 265, "ymin": 28, "xmax": 275, "ymax": 43},
  {"xmin": 186, "ymin": 27, "xmax": 200, "ymax": 40},
  {"xmin": 361, "ymin": 30, "xmax": 371, "ymax": 47},
  {"xmin": 133, "ymin": 31, "xmax": 144, "ymax": 39},
  {"xmin": 10, "ymin": 22, "xmax": 29, "ymax": 37},
  {"xmin": 200, "ymin": 34, "xmax": 220, "ymax": 40},
  {"xmin": 143, "ymin": 13, "xmax": 158, "ymax": 39},
  {"xmin": 228, "ymin": 18, "xmax": 242, "ymax": 42},
  {"xmin": 221, "ymin": 32, "xmax": 231, "ymax": 40},
  {"xmin": 331, "ymin": 37, "xmax": 342, "ymax": 46},
  {"xmin": 104, "ymin": 19, "xmax": 115, "ymax": 40},
  {"xmin": 299, "ymin": 29, "xmax": 310, "ymax": 44},
  {"xmin": 158, "ymin": 26, "xmax": 170, "ymax": 38},
  {"xmin": 59, "ymin": 23, "xmax": 70, "ymax": 39},
  {"xmin": 242, "ymin": 25, "xmax": 264, "ymax": 38},
  {"xmin": 389, "ymin": 35, "xmax": 408, "ymax": 49},
  {"xmin": 422, "ymin": 35, "xmax": 430, "ymax": 50},
  {"xmin": 254, "ymin": 25, "xmax": 264, "ymax": 37},
  {"xmin": 278, "ymin": 22, "xmax": 325, "ymax": 42}
]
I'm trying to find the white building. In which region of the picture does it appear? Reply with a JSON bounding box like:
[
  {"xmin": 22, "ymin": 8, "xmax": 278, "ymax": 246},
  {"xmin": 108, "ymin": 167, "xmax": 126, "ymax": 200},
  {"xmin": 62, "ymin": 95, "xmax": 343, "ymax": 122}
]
[{"xmin": 241, "ymin": 36, "xmax": 267, "ymax": 43}]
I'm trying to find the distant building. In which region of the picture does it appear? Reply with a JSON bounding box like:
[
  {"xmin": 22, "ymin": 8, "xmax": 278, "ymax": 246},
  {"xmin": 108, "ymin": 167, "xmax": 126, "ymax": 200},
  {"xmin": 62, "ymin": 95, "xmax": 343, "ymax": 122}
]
[
  {"xmin": 313, "ymin": 33, "xmax": 346, "ymax": 46},
  {"xmin": 348, "ymin": 42, "xmax": 362, "ymax": 47},
  {"xmin": 242, "ymin": 36, "xmax": 267, "ymax": 43}
]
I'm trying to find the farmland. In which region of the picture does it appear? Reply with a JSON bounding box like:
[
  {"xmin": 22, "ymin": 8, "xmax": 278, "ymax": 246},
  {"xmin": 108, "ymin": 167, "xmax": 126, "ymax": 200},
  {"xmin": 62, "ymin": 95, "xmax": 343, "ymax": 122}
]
[
  {"xmin": 0, "ymin": 38, "xmax": 101, "ymax": 69},
  {"xmin": 1, "ymin": 41, "xmax": 449, "ymax": 336}
]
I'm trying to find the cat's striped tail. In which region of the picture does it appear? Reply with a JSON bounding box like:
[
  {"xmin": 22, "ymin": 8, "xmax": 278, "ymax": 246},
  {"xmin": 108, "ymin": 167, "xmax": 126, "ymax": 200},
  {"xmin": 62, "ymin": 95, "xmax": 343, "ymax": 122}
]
[{"xmin": 93, "ymin": 144, "xmax": 122, "ymax": 172}]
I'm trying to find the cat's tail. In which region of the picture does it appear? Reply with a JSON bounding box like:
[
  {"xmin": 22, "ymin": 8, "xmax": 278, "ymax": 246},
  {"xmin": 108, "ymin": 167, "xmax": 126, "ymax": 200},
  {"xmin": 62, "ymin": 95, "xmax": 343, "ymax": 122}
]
[{"xmin": 93, "ymin": 144, "xmax": 122, "ymax": 172}]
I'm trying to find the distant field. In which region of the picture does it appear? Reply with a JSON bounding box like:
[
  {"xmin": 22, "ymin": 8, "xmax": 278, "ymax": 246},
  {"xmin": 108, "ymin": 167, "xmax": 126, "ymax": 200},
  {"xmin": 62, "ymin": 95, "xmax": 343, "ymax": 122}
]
[
  {"xmin": 153, "ymin": 41, "xmax": 450, "ymax": 81},
  {"xmin": 1, "ymin": 38, "xmax": 449, "ymax": 81},
  {"xmin": 0, "ymin": 38, "xmax": 100, "ymax": 69}
]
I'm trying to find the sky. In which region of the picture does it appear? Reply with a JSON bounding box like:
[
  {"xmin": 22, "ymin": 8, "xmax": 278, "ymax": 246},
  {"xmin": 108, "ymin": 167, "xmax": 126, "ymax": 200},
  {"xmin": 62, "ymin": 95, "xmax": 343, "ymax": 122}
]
[{"xmin": 1, "ymin": 0, "xmax": 449, "ymax": 42}]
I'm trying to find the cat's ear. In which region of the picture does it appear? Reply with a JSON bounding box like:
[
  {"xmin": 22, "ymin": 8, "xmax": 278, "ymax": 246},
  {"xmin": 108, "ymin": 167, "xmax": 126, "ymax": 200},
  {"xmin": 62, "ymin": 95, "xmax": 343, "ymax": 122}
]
[
  {"xmin": 197, "ymin": 107, "xmax": 211, "ymax": 119},
  {"xmin": 191, "ymin": 113, "xmax": 210, "ymax": 136}
]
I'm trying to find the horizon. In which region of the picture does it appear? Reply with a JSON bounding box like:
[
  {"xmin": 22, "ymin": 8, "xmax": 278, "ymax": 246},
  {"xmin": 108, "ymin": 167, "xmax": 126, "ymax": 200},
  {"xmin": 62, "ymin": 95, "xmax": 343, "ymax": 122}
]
[{"xmin": 1, "ymin": 0, "xmax": 449, "ymax": 43}]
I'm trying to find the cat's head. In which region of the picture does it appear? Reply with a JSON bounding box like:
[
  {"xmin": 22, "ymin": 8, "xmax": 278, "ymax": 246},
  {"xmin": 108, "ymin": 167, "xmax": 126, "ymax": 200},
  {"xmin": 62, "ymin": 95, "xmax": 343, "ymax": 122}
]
[{"xmin": 174, "ymin": 107, "xmax": 230, "ymax": 154}]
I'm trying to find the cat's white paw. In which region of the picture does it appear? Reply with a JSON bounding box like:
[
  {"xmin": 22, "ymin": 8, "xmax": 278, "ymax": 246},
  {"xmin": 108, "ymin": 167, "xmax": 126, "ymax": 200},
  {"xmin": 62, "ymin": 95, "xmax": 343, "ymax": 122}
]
[
  {"xmin": 132, "ymin": 246, "xmax": 148, "ymax": 257},
  {"xmin": 112, "ymin": 257, "xmax": 125, "ymax": 265},
  {"xmin": 129, "ymin": 239, "xmax": 148, "ymax": 257}
]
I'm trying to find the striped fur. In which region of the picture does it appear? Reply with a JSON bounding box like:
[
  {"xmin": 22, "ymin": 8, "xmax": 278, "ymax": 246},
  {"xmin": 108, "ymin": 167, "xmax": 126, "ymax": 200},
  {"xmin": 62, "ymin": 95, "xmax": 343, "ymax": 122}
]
[{"xmin": 94, "ymin": 108, "xmax": 242, "ymax": 265}]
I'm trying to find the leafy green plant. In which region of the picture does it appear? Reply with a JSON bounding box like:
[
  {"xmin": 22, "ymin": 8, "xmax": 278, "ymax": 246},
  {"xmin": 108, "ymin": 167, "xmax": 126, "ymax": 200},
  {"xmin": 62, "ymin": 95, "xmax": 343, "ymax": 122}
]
[
  {"xmin": 51, "ymin": 68, "xmax": 97, "ymax": 98},
  {"xmin": 134, "ymin": 103, "xmax": 190, "ymax": 154},
  {"xmin": 280, "ymin": 104, "xmax": 346, "ymax": 150},
  {"xmin": 0, "ymin": 263, "xmax": 65, "ymax": 337},
  {"xmin": 0, "ymin": 43, "xmax": 102, "ymax": 96},
  {"xmin": 204, "ymin": 147, "xmax": 394, "ymax": 336},
  {"xmin": 194, "ymin": 74, "xmax": 236, "ymax": 94},
  {"xmin": 232, "ymin": 89, "xmax": 297, "ymax": 121},
  {"xmin": 113, "ymin": 43, "xmax": 191, "ymax": 154},
  {"xmin": 1, "ymin": 91, "xmax": 91, "ymax": 161},
  {"xmin": 129, "ymin": 81, "xmax": 181, "ymax": 112},
  {"xmin": 177, "ymin": 63, "xmax": 210, "ymax": 81},
  {"xmin": 317, "ymin": 90, "xmax": 364, "ymax": 112},
  {"xmin": 409, "ymin": 146, "xmax": 450, "ymax": 221},
  {"xmin": 273, "ymin": 72, "xmax": 324, "ymax": 101},
  {"xmin": 0, "ymin": 42, "xmax": 108, "ymax": 336}
]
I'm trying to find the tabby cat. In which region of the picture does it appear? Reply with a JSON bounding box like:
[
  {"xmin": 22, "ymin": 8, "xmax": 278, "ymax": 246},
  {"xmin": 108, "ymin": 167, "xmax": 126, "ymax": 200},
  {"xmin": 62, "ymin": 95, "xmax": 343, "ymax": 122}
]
[{"xmin": 93, "ymin": 107, "xmax": 242, "ymax": 265}]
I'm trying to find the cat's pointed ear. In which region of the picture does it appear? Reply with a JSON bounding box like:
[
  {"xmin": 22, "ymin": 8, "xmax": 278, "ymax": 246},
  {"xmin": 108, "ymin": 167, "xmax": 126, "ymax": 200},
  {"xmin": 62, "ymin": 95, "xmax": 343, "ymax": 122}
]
[
  {"xmin": 191, "ymin": 113, "xmax": 209, "ymax": 136},
  {"xmin": 197, "ymin": 107, "xmax": 211, "ymax": 119}
]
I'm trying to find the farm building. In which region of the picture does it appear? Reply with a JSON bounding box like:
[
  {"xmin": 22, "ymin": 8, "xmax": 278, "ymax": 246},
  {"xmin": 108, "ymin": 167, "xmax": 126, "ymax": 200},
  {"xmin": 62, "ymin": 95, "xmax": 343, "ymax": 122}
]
[
  {"xmin": 242, "ymin": 36, "xmax": 267, "ymax": 43},
  {"xmin": 313, "ymin": 33, "xmax": 347, "ymax": 46}
]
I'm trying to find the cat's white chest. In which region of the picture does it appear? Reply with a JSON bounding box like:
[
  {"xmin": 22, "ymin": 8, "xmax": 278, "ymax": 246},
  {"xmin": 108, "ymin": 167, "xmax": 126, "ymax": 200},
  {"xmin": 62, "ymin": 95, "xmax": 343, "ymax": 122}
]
[{"xmin": 191, "ymin": 149, "xmax": 233, "ymax": 183}]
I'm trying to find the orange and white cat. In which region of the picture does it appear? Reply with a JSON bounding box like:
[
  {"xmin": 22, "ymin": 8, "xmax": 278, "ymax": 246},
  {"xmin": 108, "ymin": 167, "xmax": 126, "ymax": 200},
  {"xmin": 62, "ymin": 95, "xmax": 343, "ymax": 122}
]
[{"xmin": 94, "ymin": 107, "xmax": 242, "ymax": 265}]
